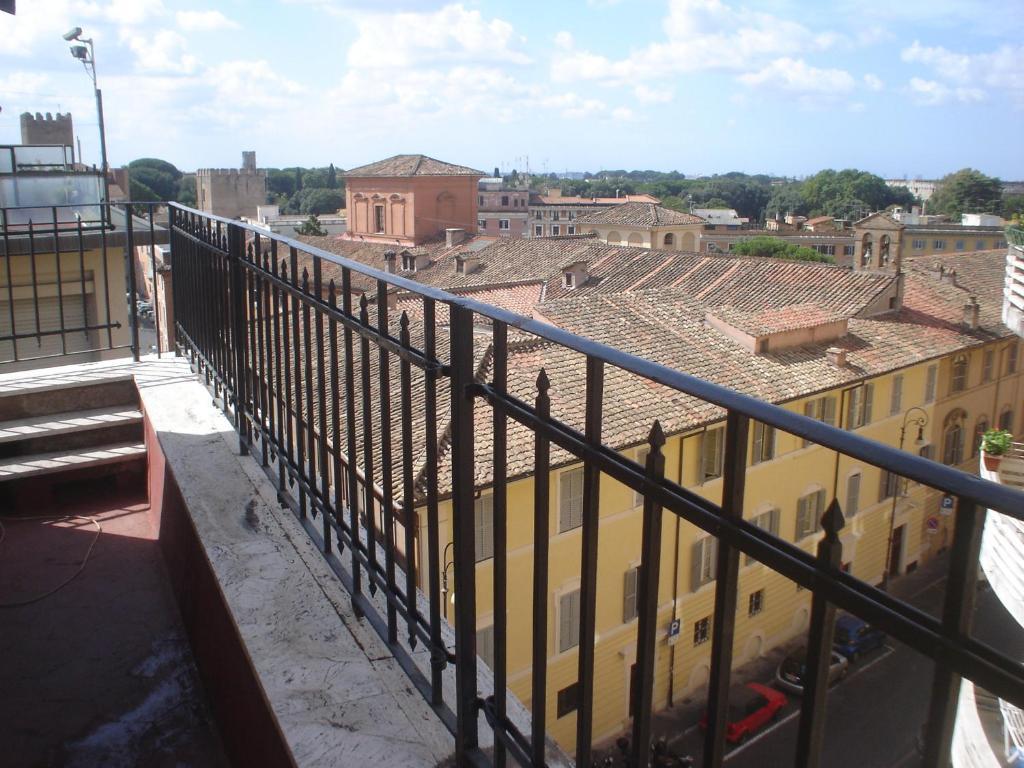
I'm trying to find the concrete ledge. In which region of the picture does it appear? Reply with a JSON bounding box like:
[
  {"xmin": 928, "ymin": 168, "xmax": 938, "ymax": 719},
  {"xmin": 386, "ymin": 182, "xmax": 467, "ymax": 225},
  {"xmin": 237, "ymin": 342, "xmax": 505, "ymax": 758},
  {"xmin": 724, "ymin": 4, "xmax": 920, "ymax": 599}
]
[{"xmin": 137, "ymin": 357, "xmax": 455, "ymax": 767}]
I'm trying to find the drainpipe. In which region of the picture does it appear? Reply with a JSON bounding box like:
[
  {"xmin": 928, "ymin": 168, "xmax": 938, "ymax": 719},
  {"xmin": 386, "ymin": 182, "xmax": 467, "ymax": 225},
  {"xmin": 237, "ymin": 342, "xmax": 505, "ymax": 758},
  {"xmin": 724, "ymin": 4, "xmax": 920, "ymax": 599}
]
[{"xmin": 668, "ymin": 426, "xmax": 703, "ymax": 706}]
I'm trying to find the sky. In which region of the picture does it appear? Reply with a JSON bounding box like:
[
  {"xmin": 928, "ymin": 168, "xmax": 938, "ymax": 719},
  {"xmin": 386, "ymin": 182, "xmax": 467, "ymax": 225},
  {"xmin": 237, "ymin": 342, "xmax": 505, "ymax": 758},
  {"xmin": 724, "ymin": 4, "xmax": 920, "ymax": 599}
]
[{"xmin": 1, "ymin": 0, "xmax": 1022, "ymax": 179}]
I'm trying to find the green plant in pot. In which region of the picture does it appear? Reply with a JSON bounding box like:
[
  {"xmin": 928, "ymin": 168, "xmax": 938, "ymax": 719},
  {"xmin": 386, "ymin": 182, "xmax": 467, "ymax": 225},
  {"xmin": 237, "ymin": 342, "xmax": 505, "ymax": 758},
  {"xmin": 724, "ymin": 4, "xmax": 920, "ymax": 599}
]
[{"xmin": 980, "ymin": 428, "xmax": 1013, "ymax": 471}]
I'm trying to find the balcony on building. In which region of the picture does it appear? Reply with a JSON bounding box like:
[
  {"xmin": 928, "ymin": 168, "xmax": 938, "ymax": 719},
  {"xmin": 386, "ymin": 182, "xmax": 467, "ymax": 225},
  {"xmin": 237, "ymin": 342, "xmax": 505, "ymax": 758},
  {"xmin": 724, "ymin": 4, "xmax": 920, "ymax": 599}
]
[{"xmin": 1, "ymin": 201, "xmax": 1023, "ymax": 768}]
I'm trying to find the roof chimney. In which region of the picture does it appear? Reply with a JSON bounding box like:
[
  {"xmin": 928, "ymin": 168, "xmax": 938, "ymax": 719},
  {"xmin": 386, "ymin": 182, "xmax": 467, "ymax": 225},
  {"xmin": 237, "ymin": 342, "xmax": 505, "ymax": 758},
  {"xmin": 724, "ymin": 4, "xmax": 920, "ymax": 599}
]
[
  {"xmin": 456, "ymin": 253, "xmax": 481, "ymax": 275},
  {"xmin": 826, "ymin": 347, "xmax": 847, "ymax": 368},
  {"xmin": 962, "ymin": 296, "xmax": 980, "ymax": 330},
  {"xmin": 383, "ymin": 250, "xmax": 397, "ymax": 274},
  {"xmin": 446, "ymin": 228, "xmax": 465, "ymax": 248}
]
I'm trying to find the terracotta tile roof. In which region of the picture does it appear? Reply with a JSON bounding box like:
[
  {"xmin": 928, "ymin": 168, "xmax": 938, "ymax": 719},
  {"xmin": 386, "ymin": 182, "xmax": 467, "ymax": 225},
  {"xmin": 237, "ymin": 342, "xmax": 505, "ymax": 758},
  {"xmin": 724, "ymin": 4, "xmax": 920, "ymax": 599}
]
[
  {"xmin": 576, "ymin": 202, "xmax": 705, "ymax": 227},
  {"xmin": 533, "ymin": 194, "xmax": 661, "ymax": 206},
  {"xmin": 342, "ymin": 154, "xmax": 484, "ymax": 178},
  {"xmin": 710, "ymin": 303, "xmax": 847, "ymax": 335}
]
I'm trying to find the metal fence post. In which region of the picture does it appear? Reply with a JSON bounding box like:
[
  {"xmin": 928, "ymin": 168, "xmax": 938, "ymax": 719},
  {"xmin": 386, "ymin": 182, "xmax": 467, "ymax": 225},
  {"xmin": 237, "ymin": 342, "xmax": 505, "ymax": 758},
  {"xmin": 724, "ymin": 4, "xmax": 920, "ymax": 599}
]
[
  {"xmin": 124, "ymin": 203, "xmax": 139, "ymax": 361},
  {"xmin": 227, "ymin": 221, "xmax": 249, "ymax": 456},
  {"xmin": 449, "ymin": 303, "xmax": 479, "ymax": 761}
]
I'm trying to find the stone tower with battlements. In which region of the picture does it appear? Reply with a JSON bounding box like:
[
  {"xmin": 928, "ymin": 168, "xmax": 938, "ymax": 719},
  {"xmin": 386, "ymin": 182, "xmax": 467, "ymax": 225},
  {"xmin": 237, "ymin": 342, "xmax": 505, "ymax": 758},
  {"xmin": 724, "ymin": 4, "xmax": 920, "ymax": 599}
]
[
  {"xmin": 195, "ymin": 151, "xmax": 267, "ymax": 220},
  {"xmin": 20, "ymin": 112, "xmax": 74, "ymax": 150}
]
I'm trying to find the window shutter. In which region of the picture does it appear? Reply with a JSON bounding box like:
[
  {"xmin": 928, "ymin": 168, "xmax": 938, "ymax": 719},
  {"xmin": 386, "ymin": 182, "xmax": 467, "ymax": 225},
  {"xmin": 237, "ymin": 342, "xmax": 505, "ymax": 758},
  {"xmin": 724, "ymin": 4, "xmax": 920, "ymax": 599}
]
[
  {"xmin": 769, "ymin": 507, "xmax": 780, "ymax": 536},
  {"xmin": 623, "ymin": 568, "xmax": 639, "ymax": 622},
  {"xmin": 478, "ymin": 625, "xmax": 495, "ymax": 669},
  {"xmin": 796, "ymin": 496, "xmax": 809, "ymax": 539},
  {"xmin": 710, "ymin": 538, "xmax": 719, "ymax": 578},
  {"xmin": 475, "ymin": 496, "xmax": 494, "ymax": 562},
  {"xmin": 559, "ymin": 591, "xmax": 579, "ymax": 652},
  {"xmin": 691, "ymin": 540, "xmax": 703, "ymax": 592},
  {"xmin": 879, "ymin": 471, "xmax": 889, "ymax": 502},
  {"xmin": 803, "ymin": 402, "xmax": 815, "ymax": 447},
  {"xmin": 846, "ymin": 474, "xmax": 860, "ymax": 518},
  {"xmin": 702, "ymin": 429, "xmax": 720, "ymax": 479},
  {"xmin": 823, "ymin": 396, "xmax": 836, "ymax": 426},
  {"xmin": 815, "ymin": 490, "xmax": 826, "ymax": 530},
  {"xmin": 559, "ymin": 475, "xmax": 570, "ymax": 531},
  {"xmin": 863, "ymin": 384, "xmax": 874, "ymax": 424},
  {"xmin": 752, "ymin": 422, "xmax": 763, "ymax": 465},
  {"xmin": 846, "ymin": 388, "xmax": 859, "ymax": 429}
]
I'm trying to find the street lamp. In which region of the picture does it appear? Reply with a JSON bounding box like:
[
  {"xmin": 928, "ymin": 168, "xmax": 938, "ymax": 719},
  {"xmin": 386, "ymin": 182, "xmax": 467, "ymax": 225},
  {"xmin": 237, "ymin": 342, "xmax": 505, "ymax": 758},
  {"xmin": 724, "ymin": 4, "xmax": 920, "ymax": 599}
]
[
  {"xmin": 441, "ymin": 541, "xmax": 456, "ymax": 621},
  {"xmin": 63, "ymin": 27, "xmax": 110, "ymax": 212},
  {"xmin": 883, "ymin": 406, "xmax": 929, "ymax": 590}
]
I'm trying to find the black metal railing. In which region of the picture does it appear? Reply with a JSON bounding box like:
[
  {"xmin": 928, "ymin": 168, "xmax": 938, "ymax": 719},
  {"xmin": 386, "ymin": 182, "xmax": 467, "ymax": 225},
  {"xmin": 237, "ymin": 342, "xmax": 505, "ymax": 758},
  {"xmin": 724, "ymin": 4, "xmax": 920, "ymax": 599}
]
[
  {"xmin": 168, "ymin": 202, "xmax": 1024, "ymax": 768},
  {"xmin": 0, "ymin": 202, "xmax": 167, "ymax": 365}
]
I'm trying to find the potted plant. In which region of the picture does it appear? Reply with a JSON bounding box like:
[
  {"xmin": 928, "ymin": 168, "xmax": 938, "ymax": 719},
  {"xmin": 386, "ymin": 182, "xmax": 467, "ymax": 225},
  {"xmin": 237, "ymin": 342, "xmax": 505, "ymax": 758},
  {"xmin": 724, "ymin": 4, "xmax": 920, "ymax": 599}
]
[{"xmin": 980, "ymin": 428, "xmax": 1013, "ymax": 471}]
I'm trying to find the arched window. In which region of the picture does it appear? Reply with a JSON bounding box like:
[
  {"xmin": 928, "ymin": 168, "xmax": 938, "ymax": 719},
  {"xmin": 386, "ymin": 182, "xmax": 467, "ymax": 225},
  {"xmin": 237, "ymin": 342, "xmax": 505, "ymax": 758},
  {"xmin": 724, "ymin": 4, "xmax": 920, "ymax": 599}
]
[
  {"xmin": 999, "ymin": 407, "xmax": 1014, "ymax": 432},
  {"xmin": 606, "ymin": 231, "xmax": 622, "ymax": 245},
  {"xmin": 950, "ymin": 354, "xmax": 969, "ymax": 393},
  {"xmin": 971, "ymin": 417, "xmax": 989, "ymax": 458},
  {"xmin": 861, "ymin": 233, "xmax": 873, "ymax": 267},
  {"xmin": 663, "ymin": 232, "xmax": 675, "ymax": 249},
  {"xmin": 943, "ymin": 409, "xmax": 967, "ymax": 465},
  {"xmin": 879, "ymin": 234, "xmax": 891, "ymax": 267}
]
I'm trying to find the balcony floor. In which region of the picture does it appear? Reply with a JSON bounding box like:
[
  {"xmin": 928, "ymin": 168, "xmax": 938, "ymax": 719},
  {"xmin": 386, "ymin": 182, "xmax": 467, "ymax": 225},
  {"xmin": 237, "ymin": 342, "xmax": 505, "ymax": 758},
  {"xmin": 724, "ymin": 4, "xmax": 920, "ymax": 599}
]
[{"xmin": 0, "ymin": 480, "xmax": 228, "ymax": 768}]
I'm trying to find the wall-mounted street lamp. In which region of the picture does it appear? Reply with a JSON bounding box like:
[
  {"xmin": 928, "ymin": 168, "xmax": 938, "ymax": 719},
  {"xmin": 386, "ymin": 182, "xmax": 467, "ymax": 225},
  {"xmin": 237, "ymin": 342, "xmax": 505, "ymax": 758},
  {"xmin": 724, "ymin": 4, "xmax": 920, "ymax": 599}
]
[
  {"xmin": 63, "ymin": 26, "xmax": 110, "ymax": 209},
  {"xmin": 441, "ymin": 541, "xmax": 456, "ymax": 621},
  {"xmin": 883, "ymin": 406, "xmax": 929, "ymax": 590}
]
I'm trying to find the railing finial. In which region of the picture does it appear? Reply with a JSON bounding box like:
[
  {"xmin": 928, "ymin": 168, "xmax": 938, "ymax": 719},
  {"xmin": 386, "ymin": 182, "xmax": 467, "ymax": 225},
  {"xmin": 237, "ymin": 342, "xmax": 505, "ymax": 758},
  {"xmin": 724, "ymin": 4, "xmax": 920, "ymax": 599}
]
[
  {"xmin": 648, "ymin": 419, "xmax": 666, "ymax": 451},
  {"xmin": 536, "ymin": 367, "xmax": 550, "ymax": 396},
  {"xmin": 821, "ymin": 498, "xmax": 845, "ymax": 540}
]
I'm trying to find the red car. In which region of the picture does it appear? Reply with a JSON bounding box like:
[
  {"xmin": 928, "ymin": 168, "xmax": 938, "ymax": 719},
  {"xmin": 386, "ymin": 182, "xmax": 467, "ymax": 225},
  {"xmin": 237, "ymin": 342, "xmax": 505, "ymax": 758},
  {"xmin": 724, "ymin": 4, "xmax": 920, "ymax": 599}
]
[{"xmin": 699, "ymin": 683, "xmax": 787, "ymax": 744}]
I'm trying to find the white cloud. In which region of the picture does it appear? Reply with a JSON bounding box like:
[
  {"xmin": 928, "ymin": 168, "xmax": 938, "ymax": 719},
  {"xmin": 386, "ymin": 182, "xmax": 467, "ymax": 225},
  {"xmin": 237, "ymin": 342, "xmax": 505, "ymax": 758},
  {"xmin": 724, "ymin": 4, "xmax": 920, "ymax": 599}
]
[
  {"xmin": 120, "ymin": 28, "xmax": 198, "ymax": 74},
  {"xmin": 176, "ymin": 11, "xmax": 240, "ymax": 32},
  {"xmin": 634, "ymin": 84, "xmax": 673, "ymax": 104},
  {"xmin": 554, "ymin": 31, "xmax": 574, "ymax": 51},
  {"xmin": 207, "ymin": 60, "xmax": 307, "ymax": 109},
  {"xmin": 907, "ymin": 77, "xmax": 985, "ymax": 106},
  {"xmin": 346, "ymin": 4, "xmax": 530, "ymax": 68},
  {"xmin": 863, "ymin": 73, "xmax": 884, "ymax": 91},
  {"xmin": 552, "ymin": 0, "xmax": 839, "ymax": 86},
  {"xmin": 901, "ymin": 41, "xmax": 1024, "ymax": 104},
  {"xmin": 738, "ymin": 58, "xmax": 855, "ymax": 94}
]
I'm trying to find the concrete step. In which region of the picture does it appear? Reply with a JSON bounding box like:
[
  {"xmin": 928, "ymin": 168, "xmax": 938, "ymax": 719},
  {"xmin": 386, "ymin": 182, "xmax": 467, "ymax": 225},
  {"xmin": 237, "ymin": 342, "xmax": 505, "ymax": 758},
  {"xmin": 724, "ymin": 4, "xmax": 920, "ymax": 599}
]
[
  {"xmin": 0, "ymin": 406, "xmax": 143, "ymax": 445},
  {"xmin": 0, "ymin": 442, "xmax": 146, "ymax": 481},
  {"xmin": 0, "ymin": 377, "xmax": 138, "ymax": 422}
]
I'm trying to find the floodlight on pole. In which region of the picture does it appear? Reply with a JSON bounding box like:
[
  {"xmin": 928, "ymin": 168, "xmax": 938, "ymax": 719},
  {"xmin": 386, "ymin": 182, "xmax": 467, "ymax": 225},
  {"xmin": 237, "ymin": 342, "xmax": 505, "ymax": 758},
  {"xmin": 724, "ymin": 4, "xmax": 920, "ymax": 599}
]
[{"xmin": 63, "ymin": 26, "xmax": 110, "ymax": 211}]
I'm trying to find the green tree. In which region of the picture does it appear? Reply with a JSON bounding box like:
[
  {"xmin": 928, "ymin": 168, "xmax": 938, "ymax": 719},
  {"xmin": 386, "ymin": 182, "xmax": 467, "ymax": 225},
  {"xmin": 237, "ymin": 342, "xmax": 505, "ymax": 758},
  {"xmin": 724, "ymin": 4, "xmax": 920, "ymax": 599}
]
[
  {"xmin": 702, "ymin": 197, "xmax": 731, "ymax": 209},
  {"xmin": 327, "ymin": 163, "xmax": 338, "ymax": 189},
  {"xmin": 175, "ymin": 176, "xmax": 197, "ymax": 207},
  {"xmin": 928, "ymin": 168, "xmax": 1003, "ymax": 218},
  {"xmin": 294, "ymin": 215, "xmax": 327, "ymax": 236},
  {"xmin": 1003, "ymin": 194, "xmax": 1024, "ymax": 221},
  {"xmin": 293, "ymin": 188, "xmax": 344, "ymax": 215},
  {"xmin": 660, "ymin": 196, "xmax": 689, "ymax": 212},
  {"xmin": 732, "ymin": 236, "xmax": 834, "ymax": 264},
  {"xmin": 267, "ymin": 169, "xmax": 297, "ymax": 198},
  {"xmin": 302, "ymin": 168, "xmax": 330, "ymax": 189},
  {"xmin": 129, "ymin": 177, "xmax": 161, "ymax": 202},
  {"xmin": 294, "ymin": 166, "xmax": 303, "ymax": 193}
]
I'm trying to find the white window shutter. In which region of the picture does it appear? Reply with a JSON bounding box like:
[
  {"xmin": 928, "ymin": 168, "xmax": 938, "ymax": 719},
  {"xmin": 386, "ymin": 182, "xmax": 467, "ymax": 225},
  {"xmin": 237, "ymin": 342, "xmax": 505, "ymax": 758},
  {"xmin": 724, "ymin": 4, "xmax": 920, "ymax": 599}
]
[
  {"xmin": 863, "ymin": 384, "xmax": 874, "ymax": 424},
  {"xmin": 623, "ymin": 568, "xmax": 639, "ymax": 622},
  {"xmin": 823, "ymin": 397, "xmax": 836, "ymax": 426}
]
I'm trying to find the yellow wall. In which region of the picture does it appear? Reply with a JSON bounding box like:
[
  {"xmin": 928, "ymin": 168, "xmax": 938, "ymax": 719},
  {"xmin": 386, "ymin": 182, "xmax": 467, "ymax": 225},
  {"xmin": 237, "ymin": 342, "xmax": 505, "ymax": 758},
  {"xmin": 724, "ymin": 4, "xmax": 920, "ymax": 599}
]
[
  {"xmin": 418, "ymin": 338, "xmax": 1024, "ymax": 753},
  {"xmin": 0, "ymin": 244, "xmax": 131, "ymax": 368}
]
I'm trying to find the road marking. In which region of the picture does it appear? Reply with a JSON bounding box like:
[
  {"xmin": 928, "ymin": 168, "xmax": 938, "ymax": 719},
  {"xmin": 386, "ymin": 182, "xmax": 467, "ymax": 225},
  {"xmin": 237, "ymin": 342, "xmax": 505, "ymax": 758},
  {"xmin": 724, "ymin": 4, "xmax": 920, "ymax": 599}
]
[{"xmin": 906, "ymin": 575, "xmax": 947, "ymax": 601}]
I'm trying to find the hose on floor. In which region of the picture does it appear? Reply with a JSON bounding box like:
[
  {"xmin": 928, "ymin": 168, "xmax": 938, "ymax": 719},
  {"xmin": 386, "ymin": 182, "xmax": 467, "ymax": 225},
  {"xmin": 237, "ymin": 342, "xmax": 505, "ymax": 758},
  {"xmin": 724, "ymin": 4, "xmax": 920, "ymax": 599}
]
[{"xmin": 0, "ymin": 514, "xmax": 102, "ymax": 608}]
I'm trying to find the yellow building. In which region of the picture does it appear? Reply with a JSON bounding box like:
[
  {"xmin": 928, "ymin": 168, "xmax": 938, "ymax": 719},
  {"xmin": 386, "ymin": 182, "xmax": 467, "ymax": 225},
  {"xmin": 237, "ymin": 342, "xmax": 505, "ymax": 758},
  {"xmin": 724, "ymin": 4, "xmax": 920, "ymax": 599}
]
[
  {"xmin": 577, "ymin": 201, "xmax": 706, "ymax": 251},
  {"xmin": 412, "ymin": 245, "xmax": 1021, "ymax": 753}
]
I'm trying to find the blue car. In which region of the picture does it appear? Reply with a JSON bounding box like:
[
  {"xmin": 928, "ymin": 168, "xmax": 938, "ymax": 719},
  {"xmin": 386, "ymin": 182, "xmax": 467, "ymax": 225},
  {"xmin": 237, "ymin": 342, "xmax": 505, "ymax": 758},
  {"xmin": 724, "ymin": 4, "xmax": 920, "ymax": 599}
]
[{"xmin": 832, "ymin": 614, "xmax": 886, "ymax": 661}]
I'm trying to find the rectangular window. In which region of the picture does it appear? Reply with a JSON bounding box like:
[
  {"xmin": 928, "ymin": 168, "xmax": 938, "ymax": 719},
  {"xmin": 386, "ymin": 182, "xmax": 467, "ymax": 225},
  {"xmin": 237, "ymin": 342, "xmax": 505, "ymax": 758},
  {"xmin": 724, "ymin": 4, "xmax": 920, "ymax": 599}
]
[
  {"xmin": 534, "ymin": 211, "xmax": 542, "ymax": 220},
  {"xmin": 795, "ymin": 489, "xmax": 826, "ymax": 540},
  {"xmin": 919, "ymin": 444, "xmax": 934, "ymax": 461},
  {"xmin": 847, "ymin": 383, "xmax": 874, "ymax": 429},
  {"xmin": 373, "ymin": 204, "xmax": 385, "ymax": 234},
  {"xmin": 559, "ymin": 467, "xmax": 584, "ymax": 532},
  {"xmin": 890, "ymin": 374, "xmax": 903, "ymax": 416},
  {"xmin": 746, "ymin": 507, "xmax": 779, "ymax": 565},
  {"xmin": 623, "ymin": 566, "xmax": 640, "ymax": 623},
  {"xmin": 475, "ymin": 494, "xmax": 494, "ymax": 562},
  {"xmin": 691, "ymin": 537, "xmax": 718, "ymax": 591},
  {"xmin": 693, "ymin": 617, "xmax": 710, "ymax": 646},
  {"xmin": 552, "ymin": 225, "xmax": 560, "ymax": 236},
  {"xmin": 558, "ymin": 589, "xmax": 581, "ymax": 652},
  {"xmin": 700, "ymin": 427, "xmax": 724, "ymax": 481},
  {"xmin": 976, "ymin": 239, "xmax": 986, "ymax": 250},
  {"xmin": 477, "ymin": 219, "xmax": 486, "ymax": 229},
  {"xmin": 845, "ymin": 473, "xmax": 861, "ymax": 518},
  {"xmin": 803, "ymin": 396, "xmax": 837, "ymax": 446},
  {"xmin": 499, "ymin": 219, "xmax": 510, "ymax": 230},
  {"xmin": 912, "ymin": 239, "xmax": 926, "ymax": 250},
  {"xmin": 633, "ymin": 448, "xmax": 649, "ymax": 507},
  {"xmin": 751, "ymin": 420, "xmax": 776, "ymax": 465},
  {"xmin": 983, "ymin": 349, "xmax": 994, "ymax": 382},
  {"xmin": 748, "ymin": 589, "xmax": 765, "ymax": 617},
  {"xmin": 843, "ymin": 245, "xmax": 855, "ymax": 256},
  {"xmin": 878, "ymin": 470, "xmax": 905, "ymax": 501},
  {"xmin": 934, "ymin": 239, "xmax": 946, "ymax": 250},
  {"xmin": 925, "ymin": 365, "xmax": 938, "ymax": 403},
  {"xmin": 568, "ymin": 225, "xmax": 576, "ymax": 235},
  {"xmin": 501, "ymin": 195, "xmax": 509, "ymax": 206},
  {"xmin": 553, "ymin": 212, "xmax": 561, "ymax": 221},
  {"xmin": 568, "ymin": 211, "xmax": 576, "ymax": 220},
  {"xmin": 951, "ymin": 355, "xmax": 969, "ymax": 393},
  {"xmin": 955, "ymin": 240, "xmax": 965, "ymax": 251},
  {"xmin": 1009, "ymin": 344, "xmax": 1019, "ymax": 374},
  {"xmin": 557, "ymin": 682, "xmax": 579, "ymax": 718},
  {"xmin": 478, "ymin": 624, "xmax": 495, "ymax": 669},
  {"xmin": 535, "ymin": 225, "xmax": 543, "ymax": 236},
  {"xmin": 478, "ymin": 195, "xmax": 484, "ymax": 206}
]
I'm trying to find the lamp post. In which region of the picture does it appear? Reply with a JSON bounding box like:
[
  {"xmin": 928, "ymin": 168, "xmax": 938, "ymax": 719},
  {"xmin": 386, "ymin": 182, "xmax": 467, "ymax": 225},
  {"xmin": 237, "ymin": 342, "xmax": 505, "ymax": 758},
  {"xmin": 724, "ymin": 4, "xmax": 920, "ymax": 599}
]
[
  {"xmin": 883, "ymin": 406, "xmax": 929, "ymax": 590},
  {"xmin": 63, "ymin": 27, "xmax": 110, "ymax": 213}
]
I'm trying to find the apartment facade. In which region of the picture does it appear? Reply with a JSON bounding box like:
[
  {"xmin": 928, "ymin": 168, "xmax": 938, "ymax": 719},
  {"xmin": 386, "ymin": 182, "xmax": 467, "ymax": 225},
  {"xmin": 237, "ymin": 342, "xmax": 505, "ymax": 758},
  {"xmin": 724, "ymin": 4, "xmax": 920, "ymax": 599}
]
[
  {"xmin": 477, "ymin": 178, "xmax": 529, "ymax": 238},
  {"xmin": 528, "ymin": 192, "xmax": 661, "ymax": 238},
  {"xmin": 403, "ymin": 241, "xmax": 1021, "ymax": 752}
]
